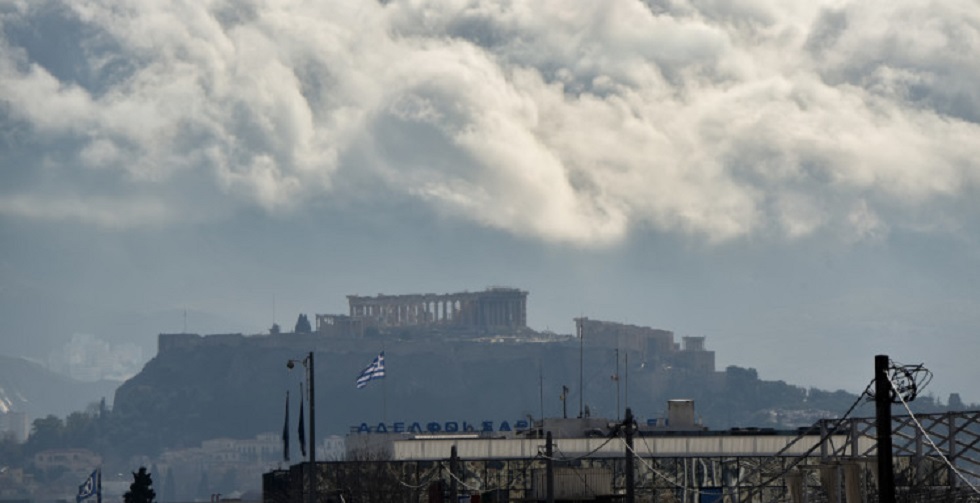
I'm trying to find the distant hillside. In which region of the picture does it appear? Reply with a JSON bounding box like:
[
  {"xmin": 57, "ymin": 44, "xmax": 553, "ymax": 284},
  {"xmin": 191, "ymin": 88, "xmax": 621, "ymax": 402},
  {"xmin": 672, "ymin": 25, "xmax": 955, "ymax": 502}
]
[
  {"xmin": 108, "ymin": 331, "xmax": 887, "ymax": 458},
  {"xmin": 0, "ymin": 354, "xmax": 119, "ymax": 418}
]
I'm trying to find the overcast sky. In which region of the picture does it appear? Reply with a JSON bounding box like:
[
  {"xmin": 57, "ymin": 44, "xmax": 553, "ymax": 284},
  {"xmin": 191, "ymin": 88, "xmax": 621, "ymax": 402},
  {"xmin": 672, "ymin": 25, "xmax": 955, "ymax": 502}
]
[{"xmin": 1, "ymin": 0, "xmax": 979, "ymax": 403}]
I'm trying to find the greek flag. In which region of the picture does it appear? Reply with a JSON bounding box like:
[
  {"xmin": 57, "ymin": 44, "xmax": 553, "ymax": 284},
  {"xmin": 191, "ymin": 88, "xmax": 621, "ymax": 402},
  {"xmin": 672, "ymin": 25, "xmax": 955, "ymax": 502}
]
[
  {"xmin": 356, "ymin": 352, "xmax": 385, "ymax": 389},
  {"xmin": 77, "ymin": 469, "xmax": 99, "ymax": 503}
]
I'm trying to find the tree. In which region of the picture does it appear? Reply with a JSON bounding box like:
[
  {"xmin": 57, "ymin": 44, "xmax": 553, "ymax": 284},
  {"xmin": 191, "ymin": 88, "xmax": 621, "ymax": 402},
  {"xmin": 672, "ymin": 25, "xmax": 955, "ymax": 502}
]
[
  {"xmin": 64, "ymin": 411, "xmax": 96, "ymax": 449},
  {"xmin": 949, "ymin": 393, "xmax": 965, "ymax": 410},
  {"xmin": 124, "ymin": 467, "xmax": 156, "ymax": 503},
  {"xmin": 294, "ymin": 314, "xmax": 312, "ymax": 333},
  {"xmin": 25, "ymin": 415, "xmax": 64, "ymax": 453}
]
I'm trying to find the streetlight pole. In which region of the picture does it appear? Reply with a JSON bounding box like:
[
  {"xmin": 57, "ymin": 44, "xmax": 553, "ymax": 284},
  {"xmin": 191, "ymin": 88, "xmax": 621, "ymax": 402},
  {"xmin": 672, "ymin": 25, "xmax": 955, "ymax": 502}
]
[
  {"xmin": 288, "ymin": 352, "xmax": 316, "ymax": 503},
  {"xmin": 307, "ymin": 351, "xmax": 315, "ymax": 503}
]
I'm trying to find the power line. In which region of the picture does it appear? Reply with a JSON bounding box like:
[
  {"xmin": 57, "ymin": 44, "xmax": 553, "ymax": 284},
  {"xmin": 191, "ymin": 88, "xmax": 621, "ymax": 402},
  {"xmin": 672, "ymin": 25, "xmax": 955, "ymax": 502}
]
[
  {"xmin": 888, "ymin": 371, "xmax": 980, "ymax": 496},
  {"xmin": 623, "ymin": 437, "xmax": 700, "ymax": 492},
  {"xmin": 443, "ymin": 462, "xmax": 483, "ymax": 492},
  {"xmin": 742, "ymin": 383, "xmax": 873, "ymax": 503},
  {"xmin": 537, "ymin": 436, "xmax": 619, "ymax": 462},
  {"xmin": 387, "ymin": 462, "xmax": 435, "ymax": 489},
  {"xmin": 548, "ymin": 445, "xmax": 603, "ymax": 499}
]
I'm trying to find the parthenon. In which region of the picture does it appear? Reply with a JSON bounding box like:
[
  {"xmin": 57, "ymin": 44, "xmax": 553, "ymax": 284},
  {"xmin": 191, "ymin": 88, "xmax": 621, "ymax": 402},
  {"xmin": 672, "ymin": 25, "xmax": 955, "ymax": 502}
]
[{"xmin": 347, "ymin": 287, "xmax": 528, "ymax": 331}]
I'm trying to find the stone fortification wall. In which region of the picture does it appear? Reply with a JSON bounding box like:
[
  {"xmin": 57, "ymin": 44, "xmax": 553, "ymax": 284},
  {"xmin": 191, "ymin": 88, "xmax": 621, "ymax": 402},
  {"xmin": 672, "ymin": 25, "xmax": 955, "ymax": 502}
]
[
  {"xmin": 574, "ymin": 317, "xmax": 716, "ymax": 373},
  {"xmin": 575, "ymin": 317, "xmax": 675, "ymax": 356}
]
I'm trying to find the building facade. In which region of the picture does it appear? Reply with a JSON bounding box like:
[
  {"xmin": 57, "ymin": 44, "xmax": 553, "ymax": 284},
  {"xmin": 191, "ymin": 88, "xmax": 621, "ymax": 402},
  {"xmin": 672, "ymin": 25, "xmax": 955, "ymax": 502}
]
[{"xmin": 265, "ymin": 410, "xmax": 980, "ymax": 503}]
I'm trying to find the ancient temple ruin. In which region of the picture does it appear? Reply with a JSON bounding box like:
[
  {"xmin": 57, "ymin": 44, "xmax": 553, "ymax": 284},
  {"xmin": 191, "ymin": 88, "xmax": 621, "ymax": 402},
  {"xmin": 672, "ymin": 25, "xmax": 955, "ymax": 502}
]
[
  {"xmin": 348, "ymin": 287, "xmax": 528, "ymax": 330},
  {"xmin": 315, "ymin": 287, "xmax": 529, "ymax": 336}
]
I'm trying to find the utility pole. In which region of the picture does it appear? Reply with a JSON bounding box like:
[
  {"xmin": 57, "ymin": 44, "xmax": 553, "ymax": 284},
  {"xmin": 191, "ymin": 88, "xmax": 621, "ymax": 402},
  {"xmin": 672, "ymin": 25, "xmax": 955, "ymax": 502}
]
[
  {"xmin": 450, "ymin": 445, "xmax": 459, "ymax": 503},
  {"xmin": 624, "ymin": 408, "xmax": 635, "ymax": 503},
  {"xmin": 578, "ymin": 320, "xmax": 584, "ymax": 418},
  {"xmin": 288, "ymin": 352, "xmax": 316, "ymax": 503},
  {"xmin": 875, "ymin": 354, "xmax": 895, "ymax": 503},
  {"xmin": 303, "ymin": 352, "xmax": 317, "ymax": 503},
  {"xmin": 308, "ymin": 351, "xmax": 316, "ymax": 503},
  {"xmin": 546, "ymin": 432, "xmax": 554, "ymax": 503}
]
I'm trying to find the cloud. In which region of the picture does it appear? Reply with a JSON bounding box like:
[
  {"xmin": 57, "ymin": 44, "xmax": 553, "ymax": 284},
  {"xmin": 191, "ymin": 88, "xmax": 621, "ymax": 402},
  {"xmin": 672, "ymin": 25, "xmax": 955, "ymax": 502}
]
[
  {"xmin": 0, "ymin": 0, "xmax": 978, "ymax": 244},
  {"xmin": 0, "ymin": 193, "xmax": 171, "ymax": 229}
]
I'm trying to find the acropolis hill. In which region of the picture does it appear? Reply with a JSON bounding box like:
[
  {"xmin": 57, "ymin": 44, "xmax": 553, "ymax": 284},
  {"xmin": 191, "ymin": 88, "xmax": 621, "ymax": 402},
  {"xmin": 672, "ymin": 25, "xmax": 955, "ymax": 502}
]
[
  {"xmin": 158, "ymin": 287, "xmax": 715, "ymax": 376},
  {"xmin": 114, "ymin": 287, "xmax": 867, "ymax": 458}
]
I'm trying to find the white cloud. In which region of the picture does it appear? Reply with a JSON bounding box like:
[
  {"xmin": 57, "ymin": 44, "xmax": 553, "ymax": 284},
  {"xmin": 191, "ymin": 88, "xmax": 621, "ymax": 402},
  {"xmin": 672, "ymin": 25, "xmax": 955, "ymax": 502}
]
[
  {"xmin": 0, "ymin": 194, "xmax": 172, "ymax": 229},
  {"xmin": 0, "ymin": 0, "xmax": 978, "ymax": 244},
  {"xmin": 845, "ymin": 199, "xmax": 886, "ymax": 242}
]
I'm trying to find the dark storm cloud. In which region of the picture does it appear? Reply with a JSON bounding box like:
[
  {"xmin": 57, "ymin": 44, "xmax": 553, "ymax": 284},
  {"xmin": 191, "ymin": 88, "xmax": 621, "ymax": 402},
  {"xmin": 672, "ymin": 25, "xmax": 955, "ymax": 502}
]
[{"xmin": 2, "ymin": 0, "xmax": 980, "ymax": 402}]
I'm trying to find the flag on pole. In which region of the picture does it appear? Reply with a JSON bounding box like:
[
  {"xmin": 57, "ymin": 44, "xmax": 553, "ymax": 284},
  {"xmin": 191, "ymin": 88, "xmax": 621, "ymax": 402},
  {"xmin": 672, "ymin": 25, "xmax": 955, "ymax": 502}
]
[
  {"xmin": 281, "ymin": 391, "xmax": 290, "ymax": 462},
  {"xmin": 77, "ymin": 469, "xmax": 99, "ymax": 503},
  {"xmin": 298, "ymin": 384, "xmax": 307, "ymax": 458},
  {"xmin": 356, "ymin": 352, "xmax": 385, "ymax": 389}
]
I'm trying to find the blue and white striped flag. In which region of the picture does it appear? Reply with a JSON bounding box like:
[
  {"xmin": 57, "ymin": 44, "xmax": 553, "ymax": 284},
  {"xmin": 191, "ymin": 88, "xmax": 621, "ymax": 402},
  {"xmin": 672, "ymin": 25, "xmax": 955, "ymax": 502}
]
[
  {"xmin": 356, "ymin": 352, "xmax": 385, "ymax": 389},
  {"xmin": 76, "ymin": 469, "xmax": 99, "ymax": 503}
]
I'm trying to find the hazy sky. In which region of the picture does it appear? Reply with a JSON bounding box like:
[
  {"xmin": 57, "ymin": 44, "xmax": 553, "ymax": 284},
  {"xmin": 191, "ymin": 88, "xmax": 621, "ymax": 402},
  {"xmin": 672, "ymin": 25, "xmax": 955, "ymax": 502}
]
[{"xmin": 1, "ymin": 0, "xmax": 979, "ymax": 402}]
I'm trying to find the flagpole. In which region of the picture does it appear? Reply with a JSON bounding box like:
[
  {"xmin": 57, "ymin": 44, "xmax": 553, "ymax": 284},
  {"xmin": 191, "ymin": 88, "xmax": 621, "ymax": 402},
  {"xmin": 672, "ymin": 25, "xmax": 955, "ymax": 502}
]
[
  {"xmin": 282, "ymin": 391, "xmax": 290, "ymax": 463},
  {"xmin": 381, "ymin": 345, "xmax": 387, "ymax": 424},
  {"xmin": 382, "ymin": 374, "xmax": 388, "ymax": 424}
]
